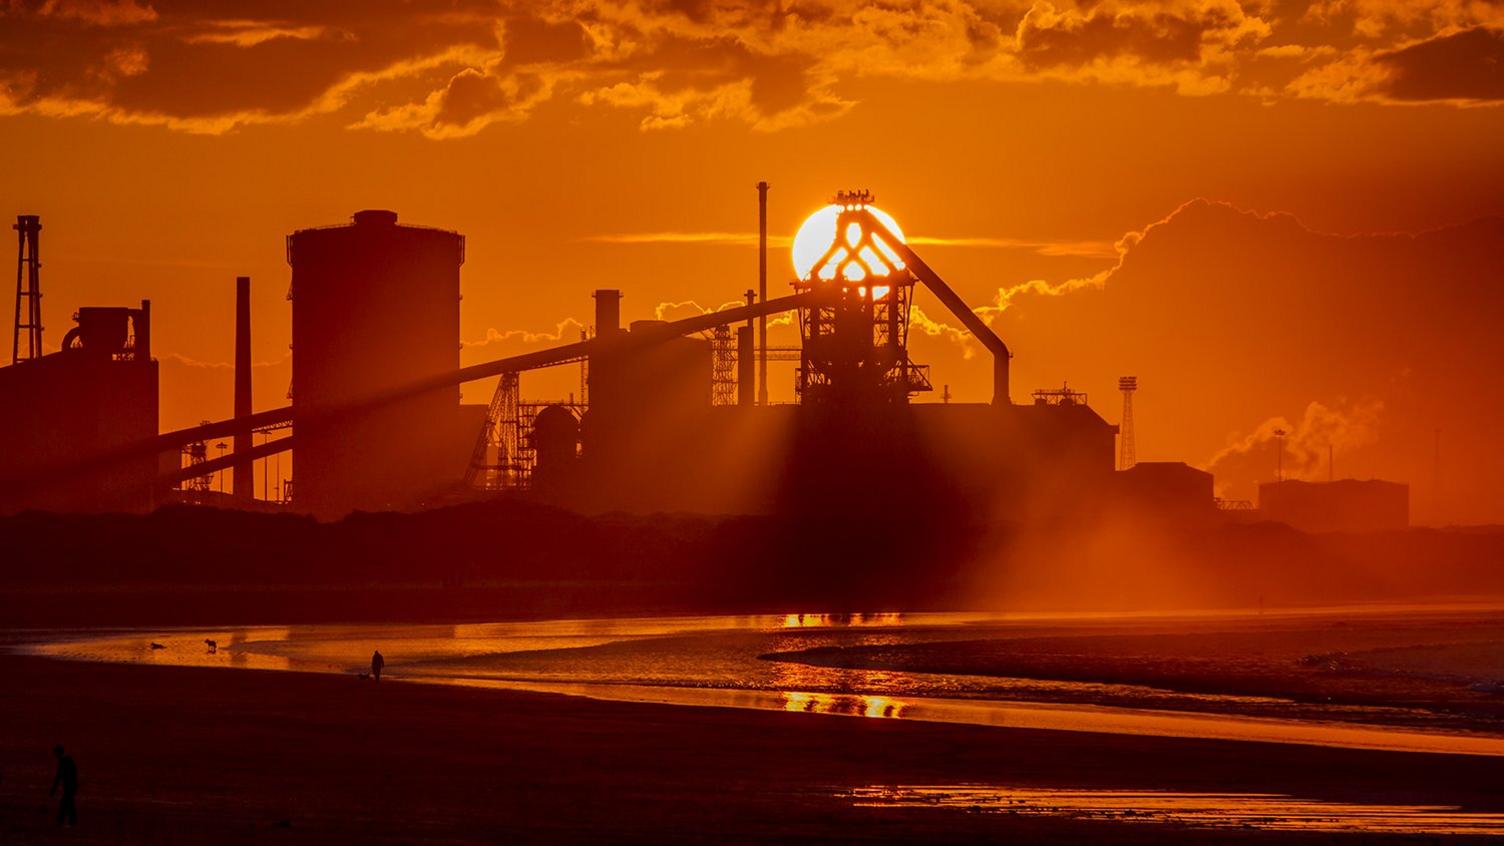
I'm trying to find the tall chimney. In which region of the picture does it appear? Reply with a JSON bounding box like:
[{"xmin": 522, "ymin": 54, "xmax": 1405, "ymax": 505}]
[
  {"xmin": 136, "ymin": 298, "xmax": 151, "ymax": 360},
  {"xmin": 233, "ymin": 276, "xmax": 253, "ymax": 502},
  {"xmin": 756, "ymin": 181, "xmax": 769, "ymax": 405},
  {"xmin": 593, "ymin": 289, "xmax": 621, "ymax": 337}
]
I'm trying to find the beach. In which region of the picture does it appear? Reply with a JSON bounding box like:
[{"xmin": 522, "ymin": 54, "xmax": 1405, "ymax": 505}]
[{"xmin": 10, "ymin": 607, "xmax": 1504, "ymax": 842}]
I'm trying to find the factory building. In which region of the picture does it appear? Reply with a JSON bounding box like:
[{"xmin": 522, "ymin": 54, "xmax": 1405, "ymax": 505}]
[
  {"xmin": 1259, "ymin": 479, "xmax": 1409, "ymax": 533},
  {"xmin": 287, "ymin": 210, "xmax": 482, "ymax": 517},
  {"xmin": 536, "ymin": 197, "xmax": 1125, "ymax": 519},
  {"xmin": 1112, "ymin": 461, "xmax": 1217, "ymax": 519},
  {"xmin": 1, "ymin": 193, "xmax": 1278, "ymax": 528},
  {"xmin": 0, "ymin": 302, "xmax": 159, "ymax": 514}
]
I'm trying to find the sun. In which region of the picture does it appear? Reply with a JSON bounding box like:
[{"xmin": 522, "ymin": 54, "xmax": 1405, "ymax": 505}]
[{"xmin": 791, "ymin": 204, "xmax": 906, "ymax": 281}]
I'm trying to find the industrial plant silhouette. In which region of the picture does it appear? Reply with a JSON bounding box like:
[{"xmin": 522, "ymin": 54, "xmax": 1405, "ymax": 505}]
[{"xmin": 0, "ymin": 189, "xmax": 1406, "ymax": 536}]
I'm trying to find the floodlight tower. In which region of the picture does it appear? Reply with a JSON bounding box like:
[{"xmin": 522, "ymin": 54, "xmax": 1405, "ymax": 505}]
[
  {"xmin": 1118, "ymin": 376, "xmax": 1137, "ymax": 470},
  {"xmin": 794, "ymin": 190, "xmax": 930, "ymax": 405},
  {"xmin": 12, "ymin": 215, "xmax": 42, "ymax": 364}
]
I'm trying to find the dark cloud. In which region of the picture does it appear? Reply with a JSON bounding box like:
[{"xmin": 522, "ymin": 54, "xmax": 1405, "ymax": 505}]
[
  {"xmin": 0, "ymin": 0, "xmax": 499, "ymax": 128},
  {"xmin": 1375, "ymin": 26, "xmax": 1504, "ymax": 102},
  {"xmin": 9, "ymin": 0, "xmax": 157, "ymax": 26},
  {"xmin": 1017, "ymin": 6, "xmax": 1215, "ymax": 67},
  {"xmin": 0, "ymin": 0, "xmax": 1499, "ymax": 136},
  {"xmin": 500, "ymin": 16, "xmax": 590, "ymax": 67},
  {"xmin": 430, "ymin": 65, "xmax": 546, "ymax": 129}
]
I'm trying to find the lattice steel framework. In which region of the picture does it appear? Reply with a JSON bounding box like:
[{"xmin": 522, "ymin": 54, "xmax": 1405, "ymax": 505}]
[
  {"xmin": 1118, "ymin": 376, "xmax": 1137, "ymax": 470},
  {"xmin": 710, "ymin": 325, "xmax": 736, "ymax": 406},
  {"xmin": 12, "ymin": 215, "xmax": 42, "ymax": 364},
  {"xmin": 466, "ymin": 372, "xmax": 522, "ymax": 490},
  {"xmin": 795, "ymin": 191, "xmax": 930, "ymax": 405}
]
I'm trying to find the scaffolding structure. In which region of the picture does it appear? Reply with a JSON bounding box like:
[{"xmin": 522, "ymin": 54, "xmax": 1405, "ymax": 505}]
[
  {"xmin": 711, "ymin": 325, "xmax": 736, "ymax": 406},
  {"xmin": 181, "ymin": 439, "xmax": 211, "ymax": 493}
]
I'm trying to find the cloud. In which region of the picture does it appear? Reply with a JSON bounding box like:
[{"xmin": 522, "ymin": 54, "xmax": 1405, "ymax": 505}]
[
  {"xmin": 0, "ymin": 1, "xmax": 503, "ymax": 133},
  {"xmin": 1375, "ymin": 26, "xmax": 1504, "ymax": 102},
  {"xmin": 463, "ymin": 318, "xmax": 587, "ymax": 348},
  {"xmin": 355, "ymin": 64, "xmax": 559, "ymax": 138},
  {"xmin": 652, "ymin": 300, "xmax": 750, "ymax": 321},
  {"xmin": 27, "ymin": 0, "xmax": 157, "ymax": 26},
  {"xmin": 909, "ymin": 304, "xmax": 977, "ymax": 356},
  {"xmin": 1289, "ymin": 25, "xmax": 1504, "ymax": 104},
  {"xmin": 181, "ymin": 22, "xmax": 333, "ymax": 48},
  {"xmin": 1013, "ymin": 0, "xmax": 1273, "ymax": 95},
  {"xmin": 2, "ymin": 0, "xmax": 1498, "ymax": 138}
]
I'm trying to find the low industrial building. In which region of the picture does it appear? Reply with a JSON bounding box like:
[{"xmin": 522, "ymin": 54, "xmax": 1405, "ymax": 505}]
[{"xmin": 1258, "ymin": 479, "xmax": 1409, "ymax": 533}]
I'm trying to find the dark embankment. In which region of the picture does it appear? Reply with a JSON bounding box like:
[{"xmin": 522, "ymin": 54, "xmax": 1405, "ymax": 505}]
[{"xmin": 2, "ymin": 499, "xmax": 1503, "ymax": 626}]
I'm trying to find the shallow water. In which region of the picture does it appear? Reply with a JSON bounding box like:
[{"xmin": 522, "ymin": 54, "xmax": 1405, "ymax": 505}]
[
  {"xmin": 847, "ymin": 785, "xmax": 1504, "ymax": 835},
  {"xmin": 20, "ymin": 604, "xmax": 1504, "ymax": 757}
]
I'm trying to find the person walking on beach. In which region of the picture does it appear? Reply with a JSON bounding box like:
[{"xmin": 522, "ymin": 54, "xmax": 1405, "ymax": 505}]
[
  {"xmin": 371, "ymin": 650, "xmax": 384, "ymax": 683},
  {"xmin": 50, "ymin": 744, "xmax": 78, "ymax": 827}
]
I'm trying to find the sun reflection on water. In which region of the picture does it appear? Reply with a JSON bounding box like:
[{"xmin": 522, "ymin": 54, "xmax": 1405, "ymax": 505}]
[
  {"xmin": 782, "ymin": 690, "xmax": 909, "ymax": 719},
  {"xmin": 780, "ymin": 612, "xmax": 905, "ymax": 628}
]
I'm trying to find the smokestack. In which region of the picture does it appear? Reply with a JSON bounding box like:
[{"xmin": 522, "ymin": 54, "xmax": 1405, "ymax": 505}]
[
  {"xmin": 593, "ymin": 289, "xmax": 621, "ymax": 337},
  {"xmin": 233, "ymin": 276, "xmax": 253, "ymax": 502},
  {"xmin": 737, "ymin": 326, "xmax": 754, "ymax": 406},
  {"xmin": 136, "ymin": 299, "xmax": 151, "ymax": 360},
  {"xmin": 756, "ymin": 181, "xmax": 769, "ymax": 405}
]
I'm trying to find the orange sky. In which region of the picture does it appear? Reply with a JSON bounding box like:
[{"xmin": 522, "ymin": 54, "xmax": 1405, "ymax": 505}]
[{"xmin": 2, "ymin": 1, "xmax": 1502, "ymax": 521}]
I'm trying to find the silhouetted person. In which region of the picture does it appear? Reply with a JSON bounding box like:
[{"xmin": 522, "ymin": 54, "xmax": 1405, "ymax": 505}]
[
  {"xmin": 50, "ymin": 744, "xmax": 77, "ymax": 827},
  {"xmin": 371, "ymin": 650, "xmax": 384, "ymax": 683}
]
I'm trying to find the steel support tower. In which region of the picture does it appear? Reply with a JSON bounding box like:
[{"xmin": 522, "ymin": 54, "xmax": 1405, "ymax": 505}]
[
  {"xmin": 795, "ymin": 191, "xmax": 930, "ymax": 405},
  {"xmin": 466, "ymin": 371, "xmax": 521, "ymax": 490},
  {"xmin": 710, "ymin": 325, "xmax": 736, "ymax": 406},
  {"xmin": 1118, "ymin": 375, "xmax": 1137, "ymax": 470},
  {"xmin": 12, "ymin": 215, "xmax": 42, "ymax": 364}
]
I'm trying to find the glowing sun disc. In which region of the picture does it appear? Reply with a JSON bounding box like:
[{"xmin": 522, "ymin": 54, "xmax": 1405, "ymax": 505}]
[{"xmin": 792, "ymin": 204, "xmax": 906, "ymax": 280}]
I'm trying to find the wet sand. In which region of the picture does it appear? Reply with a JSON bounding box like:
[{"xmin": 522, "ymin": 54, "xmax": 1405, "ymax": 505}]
[{"xmin": 5, "ymin": 653, "xmax": 1504, "ymax": 843}]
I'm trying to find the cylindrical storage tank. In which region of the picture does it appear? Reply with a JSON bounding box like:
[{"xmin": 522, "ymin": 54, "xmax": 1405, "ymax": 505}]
[
  {"xmin": 287, "ymin": 209, "xmax": 466, "ymax": 517},
  {"xmin": 531, "ymin": 404, "xmax": 579, "ymax": 492}
]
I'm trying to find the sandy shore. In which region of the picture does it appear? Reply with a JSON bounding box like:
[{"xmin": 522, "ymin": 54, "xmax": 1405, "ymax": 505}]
[{"xmin": 5, "ymin": 652, "xmax": 1504, "ymax": 844}]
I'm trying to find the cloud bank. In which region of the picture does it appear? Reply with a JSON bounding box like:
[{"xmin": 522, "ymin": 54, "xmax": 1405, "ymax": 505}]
[{"xmin": 3, "ymin": 1, "xmax": 1500, "ymax": 137}]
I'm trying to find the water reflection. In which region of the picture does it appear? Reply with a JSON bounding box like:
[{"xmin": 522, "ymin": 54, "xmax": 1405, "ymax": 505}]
[
  {"xmin": 848, "ymin": 785, "xmax": 1504, "ymax": 835},
  {"xmin": 780, "ymin": 612, "xmax": 905, "ymax": 628},
  {"xmin": 19, "ymin": 607, "xmax": 1504, "ymax": 757},
  {"xmin": 781, "ymin": 691, "xmax": 909, "ymax": 719}
]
